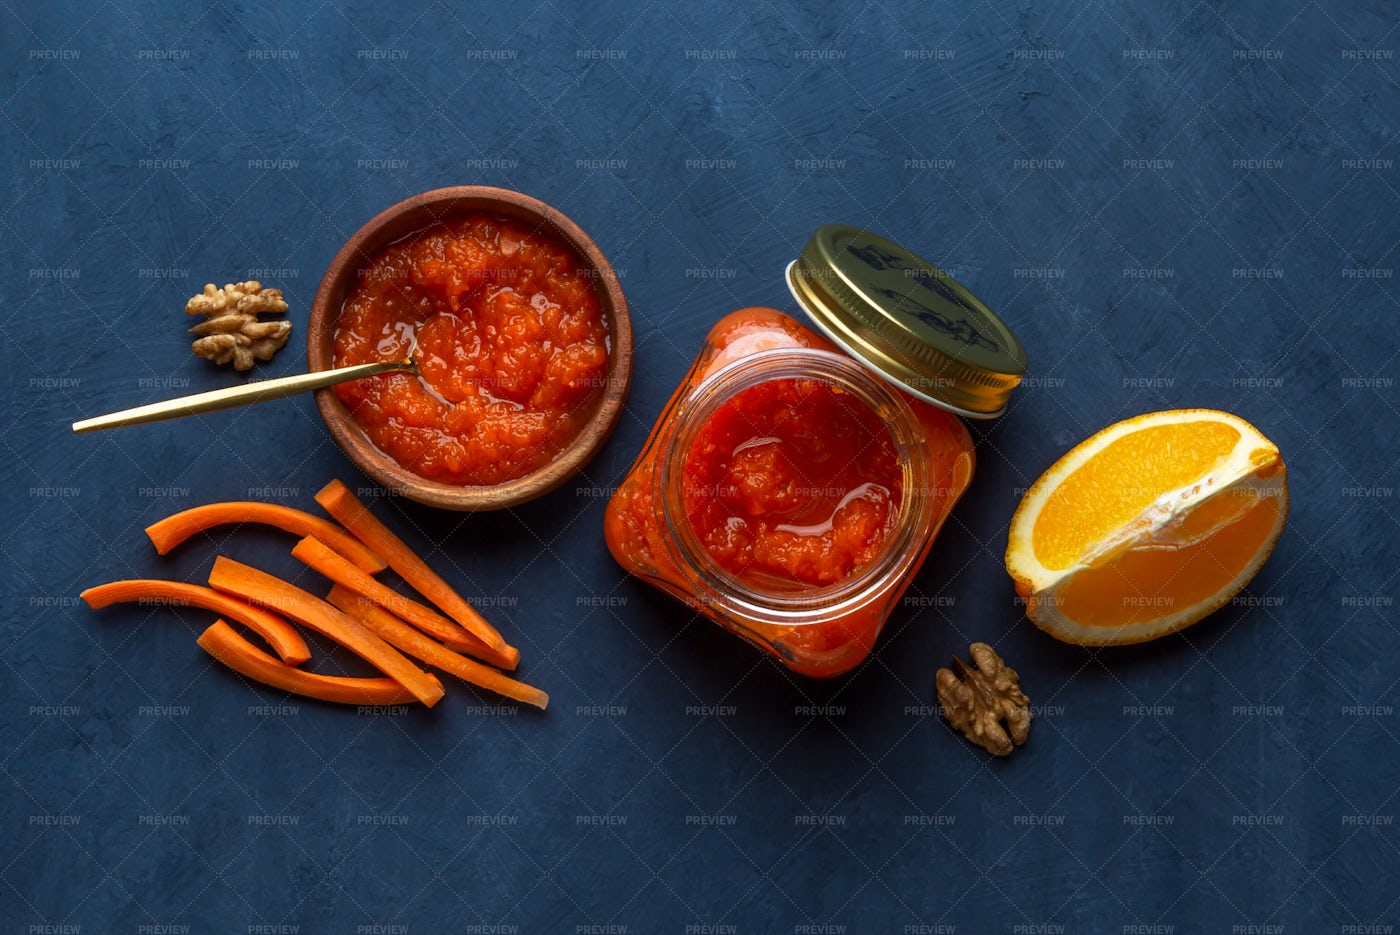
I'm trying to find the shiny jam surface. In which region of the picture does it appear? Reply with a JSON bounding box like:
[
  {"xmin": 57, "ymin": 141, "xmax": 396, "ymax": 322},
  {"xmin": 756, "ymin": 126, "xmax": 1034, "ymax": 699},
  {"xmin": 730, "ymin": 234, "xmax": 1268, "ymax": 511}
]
[
  {"xmin": 682, "ymin": 377, "xmax": 902, "ymax": 588},
  {"xmin": 332, "ymin": 214, "xmax": 609, "ymax": 486}
]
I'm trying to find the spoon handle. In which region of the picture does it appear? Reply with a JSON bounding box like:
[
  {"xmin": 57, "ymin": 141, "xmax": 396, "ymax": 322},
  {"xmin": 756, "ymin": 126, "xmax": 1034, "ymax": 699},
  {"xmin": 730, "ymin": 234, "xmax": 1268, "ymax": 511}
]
[{"xmin": 72, "ymin": 359, "xmax": 415, "ymax": 433}]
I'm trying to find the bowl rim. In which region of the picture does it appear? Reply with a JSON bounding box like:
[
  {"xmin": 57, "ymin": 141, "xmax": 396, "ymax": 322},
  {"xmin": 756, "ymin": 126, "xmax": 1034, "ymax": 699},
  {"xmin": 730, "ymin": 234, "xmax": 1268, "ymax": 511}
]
[{"xmin": 308, "ymin": 185, "xmax": 633, "ymax": 511}]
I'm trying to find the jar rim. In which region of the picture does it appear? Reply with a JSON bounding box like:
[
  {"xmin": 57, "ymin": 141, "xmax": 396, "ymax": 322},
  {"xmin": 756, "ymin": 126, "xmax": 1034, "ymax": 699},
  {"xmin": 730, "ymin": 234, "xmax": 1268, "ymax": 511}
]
[{"xmin": 656, "ymin": 346, "xmax": 939, "ymax": 626}]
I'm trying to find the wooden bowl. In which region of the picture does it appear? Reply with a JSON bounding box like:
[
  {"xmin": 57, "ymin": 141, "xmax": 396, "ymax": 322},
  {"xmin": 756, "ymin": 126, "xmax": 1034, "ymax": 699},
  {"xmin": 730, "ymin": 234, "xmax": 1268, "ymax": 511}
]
[{"xmin": 308, "ymin": 186, "xmax": 633, "ymax": 511}]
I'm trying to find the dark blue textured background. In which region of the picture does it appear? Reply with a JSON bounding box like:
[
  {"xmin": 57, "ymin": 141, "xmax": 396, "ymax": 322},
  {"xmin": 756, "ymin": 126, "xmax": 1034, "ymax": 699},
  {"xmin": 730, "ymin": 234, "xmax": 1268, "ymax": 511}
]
[{"xmin": 4, "ymin": 2, "xmax": 1398, "ymax": 931}]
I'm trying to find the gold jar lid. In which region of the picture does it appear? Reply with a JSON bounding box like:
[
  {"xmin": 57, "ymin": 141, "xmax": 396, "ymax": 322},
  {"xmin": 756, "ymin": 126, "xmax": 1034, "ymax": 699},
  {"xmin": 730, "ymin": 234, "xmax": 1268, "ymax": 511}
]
[{"xmin": 786, "ymin": 224, "xmax": 1027, "ymax": 418}]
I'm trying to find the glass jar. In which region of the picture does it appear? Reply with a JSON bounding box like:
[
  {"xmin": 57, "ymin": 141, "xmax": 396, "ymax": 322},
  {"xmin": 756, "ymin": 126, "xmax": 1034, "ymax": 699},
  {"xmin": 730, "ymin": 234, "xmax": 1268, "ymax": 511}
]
[{"xmin": 604, "ymin": 226, "xmax": 1026, "ymax": 677}]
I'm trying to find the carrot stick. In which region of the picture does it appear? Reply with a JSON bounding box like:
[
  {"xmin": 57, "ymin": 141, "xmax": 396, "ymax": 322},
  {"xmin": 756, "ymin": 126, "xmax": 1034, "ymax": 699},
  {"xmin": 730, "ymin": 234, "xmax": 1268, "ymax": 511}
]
[
  {"xmin": 197, "ymin": 619, "xmax": 424, "ymax": 706},
  {"xmin": 207, "ymin": 556, "xmax": 444, "ymax": 707},
  {"xmin": 82, "ymin": 579, "xmax": 311, "ymax": 666},
  {"xmin": 146, "ymin": 501, "xmax": 386, "ymax": 573},
  {"xmin": 326, "ymin": 586, "xmax": 548, "ymax": 710},
  {"xmin": 291, "ymin": 536, "xmax": 519, "ymax": 671},
  {"xmin": 315, "ymin": 480, "xmax": 510, "ymax": 653}
]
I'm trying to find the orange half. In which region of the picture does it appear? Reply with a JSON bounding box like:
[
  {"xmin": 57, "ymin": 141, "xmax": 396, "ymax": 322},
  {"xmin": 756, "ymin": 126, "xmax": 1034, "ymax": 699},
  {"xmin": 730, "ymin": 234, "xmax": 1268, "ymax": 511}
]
[{"xmin": 1005, "ymin": 409, "xmax": 1288, "ymax": 645}]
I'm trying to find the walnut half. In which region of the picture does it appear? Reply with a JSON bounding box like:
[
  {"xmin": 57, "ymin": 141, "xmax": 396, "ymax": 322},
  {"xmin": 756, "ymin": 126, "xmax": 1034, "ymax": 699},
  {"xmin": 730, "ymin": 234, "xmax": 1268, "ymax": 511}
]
[
  {"xmin": 186, "ymin": 281, "xmax": 291, "ymax": 371},
  {"xmin": 936, "ymin": 642, "xmax": 1031, "ymax": 756}
]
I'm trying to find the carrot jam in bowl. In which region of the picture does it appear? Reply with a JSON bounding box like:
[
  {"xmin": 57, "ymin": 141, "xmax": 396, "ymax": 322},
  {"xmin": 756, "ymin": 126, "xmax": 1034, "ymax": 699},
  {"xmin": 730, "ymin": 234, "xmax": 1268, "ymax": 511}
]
[{"xmin": 308, "ymin": 187, "xmax": 632, "ymax": 511}]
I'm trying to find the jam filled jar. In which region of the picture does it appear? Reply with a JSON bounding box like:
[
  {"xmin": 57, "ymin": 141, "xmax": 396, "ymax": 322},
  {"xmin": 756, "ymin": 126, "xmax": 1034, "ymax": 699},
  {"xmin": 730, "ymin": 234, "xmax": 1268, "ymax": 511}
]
[{"xmin": 604, "ymin": 225, "xmax": 1027, "ymax": 677}]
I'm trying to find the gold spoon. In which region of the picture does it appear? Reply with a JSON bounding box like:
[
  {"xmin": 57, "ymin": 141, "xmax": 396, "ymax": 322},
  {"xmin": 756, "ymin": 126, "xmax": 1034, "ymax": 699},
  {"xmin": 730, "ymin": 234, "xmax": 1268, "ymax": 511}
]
[{"xmin": 71, "ymin": 358, "xmax": 418, "ymax": 433}]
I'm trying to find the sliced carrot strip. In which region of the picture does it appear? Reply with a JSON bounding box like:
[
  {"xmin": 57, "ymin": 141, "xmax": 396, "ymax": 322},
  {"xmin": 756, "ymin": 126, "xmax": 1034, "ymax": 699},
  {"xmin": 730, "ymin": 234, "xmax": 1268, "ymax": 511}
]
[
  {"xmin": 207, "ymin": 556, "xmax": 444, "ymax": 707},
  {"xmin": 146, "ymin": 501, "xmax": 386, "ymax": 573},
  {"xmin": 198, "ymin": 619, "xmax": 423, "ymax": 706},
  {"xmin": 326, "ymin": 586, "xmax": 548, "ymax": 710},
  {"xmin": 315, "ymin": 480, "xmax": 510, "ymax": 653},
  {"xmin": 81, "ymin": 579, "xmax": 311, "ymax": 666},
  {"xmin": 291, "ymin": 536, "xmax": 519, "ymax": 671}
]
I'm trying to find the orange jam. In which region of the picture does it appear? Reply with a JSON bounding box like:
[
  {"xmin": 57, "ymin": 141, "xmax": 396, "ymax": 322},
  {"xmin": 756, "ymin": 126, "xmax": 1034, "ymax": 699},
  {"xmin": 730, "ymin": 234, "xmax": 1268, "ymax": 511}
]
[
  {"xmin": 604, "ymin": 308, "xmax": 976, "ymax": 677},
  {"xmin": 332, "ymin": 214, "xmax": 609, "ymax": 486},
  {"xmin": 682, "ymin": 377, "xmax": 903, "ymax": 588}
]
